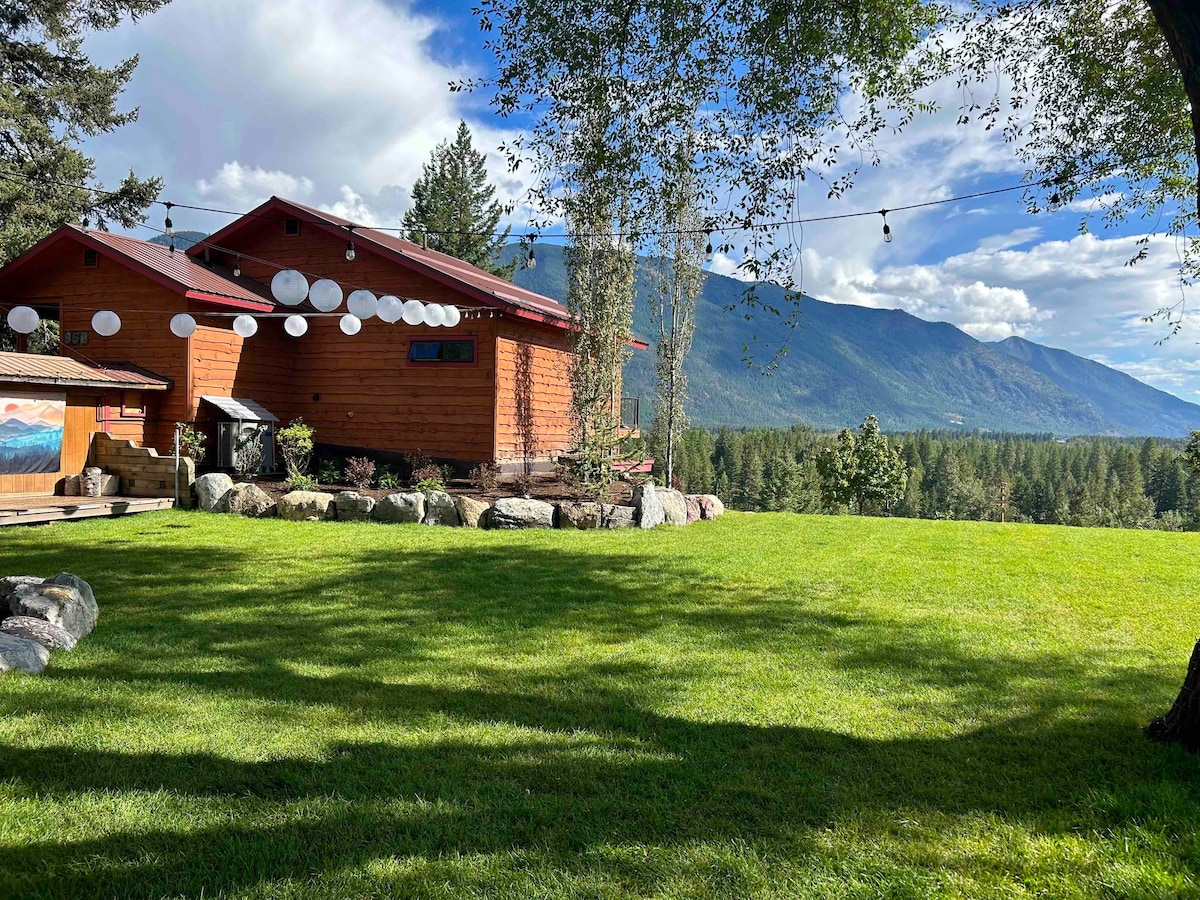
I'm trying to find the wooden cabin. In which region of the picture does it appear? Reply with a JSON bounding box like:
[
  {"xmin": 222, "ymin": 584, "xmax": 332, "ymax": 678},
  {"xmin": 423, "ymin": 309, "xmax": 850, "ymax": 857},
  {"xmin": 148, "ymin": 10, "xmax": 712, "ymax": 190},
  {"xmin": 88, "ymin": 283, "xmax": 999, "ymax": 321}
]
[{"xmin": 0, "ymin": 196, "xmax": 644, "ymax": 497}]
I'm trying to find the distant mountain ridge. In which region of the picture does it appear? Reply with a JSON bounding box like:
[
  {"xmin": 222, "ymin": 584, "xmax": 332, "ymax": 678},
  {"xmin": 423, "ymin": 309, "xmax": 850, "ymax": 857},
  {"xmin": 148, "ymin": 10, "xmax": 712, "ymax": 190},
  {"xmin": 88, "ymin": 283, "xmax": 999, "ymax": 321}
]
[{"xmin": 505, "ymin": 243, "xmax": 1200, "ymax": 437}]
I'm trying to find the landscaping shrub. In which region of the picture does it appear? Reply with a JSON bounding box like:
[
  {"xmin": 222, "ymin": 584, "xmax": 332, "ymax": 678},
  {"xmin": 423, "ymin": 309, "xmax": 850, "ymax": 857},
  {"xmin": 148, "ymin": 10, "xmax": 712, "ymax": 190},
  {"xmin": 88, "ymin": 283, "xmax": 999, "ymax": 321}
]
[
  {"xmin": 318, "ymin": 460, "xmax": 341, "ymax": 485},
  {"xmin": 414, "ymin": 475, "xmax": 446, "ymax": 493},
  {"xmin": 276, "ymin": 418, "xmax": 315, "ymax": 481},
  {"xmin": 175, "ymin": 422, "xmax": 206, "ymax": 465},
  {"xmin": 344, "ymin": 456, "xmax": 377, "ymax": 490},
  {"xmin": 285, "ymin": 473, "xmax": 320, "ymax": 492},
  {"xmin": 234, "ymin": 425, "xmax": 267, "ymax": 477},
  {"xmin": 470, "ymin": 461, "xmax": 500, "ymax": 492},
  {"xmin": 377, "ymin": 469, "xmax": 402, "ymax": 490}
]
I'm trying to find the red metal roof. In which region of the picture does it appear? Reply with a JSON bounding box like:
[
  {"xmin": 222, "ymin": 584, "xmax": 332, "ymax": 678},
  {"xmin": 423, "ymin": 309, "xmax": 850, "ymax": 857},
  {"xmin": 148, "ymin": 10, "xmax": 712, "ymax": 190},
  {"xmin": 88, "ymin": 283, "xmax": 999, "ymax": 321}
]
[
  {"xmin": 75, "ymin": 227, "xmax": 275, "ymax": 308},
  {"xmin": 0, "ymin": 351, "xmax": 172, "ymax": 390}
]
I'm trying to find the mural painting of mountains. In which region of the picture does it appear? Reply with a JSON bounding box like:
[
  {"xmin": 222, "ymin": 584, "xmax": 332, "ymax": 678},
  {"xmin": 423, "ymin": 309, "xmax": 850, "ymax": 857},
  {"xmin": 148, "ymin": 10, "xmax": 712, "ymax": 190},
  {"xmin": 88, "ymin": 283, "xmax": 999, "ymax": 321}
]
[
  {"xmin": 506, "ymin": 244, "xmax": 1200, "ymax": 437},
  {"xmin": 0, "ymin": 396, "xmax": 65, "ymax": 475}
]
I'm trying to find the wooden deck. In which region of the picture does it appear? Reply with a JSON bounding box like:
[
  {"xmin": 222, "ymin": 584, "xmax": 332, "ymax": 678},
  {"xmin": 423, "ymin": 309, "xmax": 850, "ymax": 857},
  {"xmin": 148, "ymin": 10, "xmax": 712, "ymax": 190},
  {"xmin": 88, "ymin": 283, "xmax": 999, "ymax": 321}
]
[{"xmin": 0, "ymin": 495, "xmax": 175, "ymax": 526}]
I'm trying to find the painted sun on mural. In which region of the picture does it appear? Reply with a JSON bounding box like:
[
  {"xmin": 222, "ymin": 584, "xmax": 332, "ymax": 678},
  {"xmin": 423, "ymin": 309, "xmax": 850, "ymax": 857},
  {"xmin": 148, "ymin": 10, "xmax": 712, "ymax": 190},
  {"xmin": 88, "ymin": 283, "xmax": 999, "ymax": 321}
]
[{"xmin": 0, "ymin": 393, "xmax": 65, "ymax": 475}]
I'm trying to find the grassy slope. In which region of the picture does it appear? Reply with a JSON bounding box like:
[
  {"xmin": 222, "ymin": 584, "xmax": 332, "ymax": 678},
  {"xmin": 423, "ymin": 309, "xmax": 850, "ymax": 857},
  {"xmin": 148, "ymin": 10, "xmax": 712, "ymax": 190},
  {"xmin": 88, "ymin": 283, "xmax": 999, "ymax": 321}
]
[{"xmin": 2, "ymin": 512, "xmax": 1200, "ymax": 898}]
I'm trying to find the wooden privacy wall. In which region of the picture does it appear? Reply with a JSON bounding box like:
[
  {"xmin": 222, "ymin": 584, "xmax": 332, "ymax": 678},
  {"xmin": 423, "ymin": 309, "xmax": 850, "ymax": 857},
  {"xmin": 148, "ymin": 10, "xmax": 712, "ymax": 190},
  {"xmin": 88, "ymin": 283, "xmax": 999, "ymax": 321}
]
[{"xmin": 93, "ymin": 432, "xmax": 194, "ymax": 498}]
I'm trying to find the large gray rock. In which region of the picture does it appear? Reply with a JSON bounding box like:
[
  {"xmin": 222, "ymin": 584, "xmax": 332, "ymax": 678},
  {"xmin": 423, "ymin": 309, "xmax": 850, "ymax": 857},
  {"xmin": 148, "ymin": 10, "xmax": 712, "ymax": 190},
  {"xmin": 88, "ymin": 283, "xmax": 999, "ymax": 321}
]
[
  {"xmin": 1, "ymin": 576, "xmax": 43, "ymax": 609},
  {"xmin": 659, "ymin": 488, "xmax": 688, "ymax": 526},
  {"xmin": 11, "ymin": 581, "xmax": 97, "ymax": 640},
  {"xmin": 599, "ymin": 504, "xmax": 636, "ymax": 529},
  {"xmin": 557, "ymin": 501, "xmax": 600, "ymax": 529},
  {"xmin": 487, "ymin": 497, "xmax": 555, "ymax": 529},
  {"xmin": 277, "ymin": 490, "xmax": 336, "ymax": 522},
  {"xmin": 455, "ymin": 496, "xmax": 490, "ymax": 528},
  {"xmin": 220, "ymin": 482, "xmax": 276, "ymax": 517},
  {"xmin": 633, "ymin": 483, "xmax": 665, "ymax": 529},
  {"xmin": 690, "ymin": 494, "xmax": 726, "ymax": 520},
  {"xmin": 372, "ymin": 492, "xmax": 425, "ymax": 524},
  {"xmin": 1, "ymin": 616, "xmax": 77, "ymax": 651},
  {"xmin": 336, "ymin": 491, "xmax": 375, "ymax": 522},
  {"xmin": 195, "ymin": 472, "xmax": 234, "ymax": 512},
  {"xmin": 0, "ymin": 633, "xmax": 49, "ymax": 675},
  {"xmin": 423, "ymin": 491, "xmax": 460, "ymax": 526}
]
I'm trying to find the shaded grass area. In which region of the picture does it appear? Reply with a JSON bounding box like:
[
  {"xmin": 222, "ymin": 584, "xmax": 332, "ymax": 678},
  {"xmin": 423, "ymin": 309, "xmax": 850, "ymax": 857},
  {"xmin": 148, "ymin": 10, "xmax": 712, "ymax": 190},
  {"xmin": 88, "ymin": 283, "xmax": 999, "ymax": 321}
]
[{"xmin": 2, "ymin": 511, "xmax": 1200, "ymax": 897}]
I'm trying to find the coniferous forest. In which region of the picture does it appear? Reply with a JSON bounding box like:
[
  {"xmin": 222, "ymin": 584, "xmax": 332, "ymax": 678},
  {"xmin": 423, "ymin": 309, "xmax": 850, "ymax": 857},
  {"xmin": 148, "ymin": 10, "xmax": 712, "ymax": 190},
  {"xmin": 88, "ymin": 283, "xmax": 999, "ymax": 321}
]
[{"xmin": 667, "ymin": 424, "xmax": 1200, "ymax": 531}]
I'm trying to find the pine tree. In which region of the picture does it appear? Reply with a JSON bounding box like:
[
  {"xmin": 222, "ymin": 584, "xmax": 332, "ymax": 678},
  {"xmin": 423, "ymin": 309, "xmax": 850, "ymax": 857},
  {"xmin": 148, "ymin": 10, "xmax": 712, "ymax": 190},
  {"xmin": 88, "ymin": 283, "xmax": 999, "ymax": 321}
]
[
  {"xmin": 0, "ymin": 1, "xmax": 164, "ymax": 265},
  {"xmin": 403, "ymin": 121, "xmax": 515, "ymax": 279}
]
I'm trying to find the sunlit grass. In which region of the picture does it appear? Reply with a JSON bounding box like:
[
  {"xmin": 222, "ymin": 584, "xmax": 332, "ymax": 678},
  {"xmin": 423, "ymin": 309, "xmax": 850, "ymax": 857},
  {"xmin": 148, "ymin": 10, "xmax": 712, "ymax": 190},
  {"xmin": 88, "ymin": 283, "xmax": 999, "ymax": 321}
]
[{"xmin": 2, "ymin": 510, "xmax": 1200, "ymax": 898}]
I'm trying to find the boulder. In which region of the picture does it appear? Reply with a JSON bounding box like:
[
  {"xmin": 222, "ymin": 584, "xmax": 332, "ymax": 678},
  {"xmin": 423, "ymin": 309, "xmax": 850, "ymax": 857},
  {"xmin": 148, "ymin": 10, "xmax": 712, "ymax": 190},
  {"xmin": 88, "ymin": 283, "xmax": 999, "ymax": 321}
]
[
  {"xmin": 372, "ymin": 492, "xmax": 426, "ymax": 524},
  {"xmin": 423, "ymin": 491, "xmax": 460, "ymax": 526},
  {"xmin": 454, "ymin": 496, "xmax": 490, "ymax": 528},
  {"xmin": 691, "ymin": 494, "xmax": 726, "ymax": 520},
  {"xmin": 0, "ymin": 616, "xmax": 77, "ymax": 651},
  {"xmin": 556, "ymin": 501, "xmax": 600, "ymax": 529},
  {"xmin": 220, "ymin": 482, "xmax": 276, "ymax": 518},
  {"xmin": 659, "ymin": 488, "xmax": 688, "ymax": 526},
  {"xmin": 633, "ymin": 483, "xmax": 665, "ymax": 529},
  {"xmin": 1, "ymin": 576, "xmax": 43, "ymax": 609},
  {"xmin": 685, "ymin": 495, "xmax": 702, "ymax": 524},
  {"xmin": 599, "ymin": 504, "xmax": 636, "ymax": 529},
  {"xmin": 336, "ymin": 491, "xmax": 375, "ymax": 522},
  {"xmin": 195, "ymin": 472, "xmax": 234, "ymax": 512},
  {"xmin": 11, "ymin": 581, "xmax": 97, "ymax": 640},
  {"xmin": 276, "ymin": 491, "xmax": 336, "ymax": 522},
  {"xmin": 49, "ymin": 573, "xmax": 96, "ymax": 618},
  {"xmin": 0, "ymin": 633, "xmax": 49, "ymax": 675},
  {"xmin": 487, "ymin": 497, "xmax": 555, "ymax": 529}
]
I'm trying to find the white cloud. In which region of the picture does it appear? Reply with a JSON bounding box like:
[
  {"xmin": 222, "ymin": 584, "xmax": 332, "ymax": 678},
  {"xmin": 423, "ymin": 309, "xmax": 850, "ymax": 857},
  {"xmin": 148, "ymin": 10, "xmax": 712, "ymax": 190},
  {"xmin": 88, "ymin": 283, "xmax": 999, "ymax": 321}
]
[
  {"xmin": 974, "ymin": 227, "xmax": 1042, "ymax": 253},
  {"xmin": 195, "ymin": 162, "xmax": 314, "ymax": 209}
]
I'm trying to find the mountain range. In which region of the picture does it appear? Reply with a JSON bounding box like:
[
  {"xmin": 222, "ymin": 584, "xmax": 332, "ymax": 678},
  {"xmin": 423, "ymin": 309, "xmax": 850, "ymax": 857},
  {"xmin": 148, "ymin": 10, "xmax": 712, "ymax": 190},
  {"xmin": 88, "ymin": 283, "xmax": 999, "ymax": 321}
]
[{"xmin": 506, "ymin": 243, "xmax": 1200, "ymax": 437}]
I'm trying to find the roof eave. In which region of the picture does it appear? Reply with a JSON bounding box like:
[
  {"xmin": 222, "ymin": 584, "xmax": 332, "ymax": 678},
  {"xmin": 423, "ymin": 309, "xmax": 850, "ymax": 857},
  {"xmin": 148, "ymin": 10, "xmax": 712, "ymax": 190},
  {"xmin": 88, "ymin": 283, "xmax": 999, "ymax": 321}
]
[{"xmin": 0, "ymin": 374, "xmax": 172, "ymax": 391}]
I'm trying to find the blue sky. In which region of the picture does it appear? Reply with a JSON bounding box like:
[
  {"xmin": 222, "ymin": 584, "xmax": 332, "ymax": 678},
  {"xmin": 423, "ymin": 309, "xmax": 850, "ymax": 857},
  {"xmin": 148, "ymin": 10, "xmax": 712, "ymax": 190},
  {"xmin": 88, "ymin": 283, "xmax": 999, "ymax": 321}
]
[{"xmin": 80, "ymin": 0, "xmax": 1199, "ymax": 401}]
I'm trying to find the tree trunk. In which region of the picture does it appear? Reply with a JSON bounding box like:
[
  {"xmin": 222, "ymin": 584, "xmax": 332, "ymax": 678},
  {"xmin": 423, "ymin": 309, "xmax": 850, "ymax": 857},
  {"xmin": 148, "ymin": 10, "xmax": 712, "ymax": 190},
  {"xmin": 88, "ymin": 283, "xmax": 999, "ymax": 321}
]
[
  {"xmin": 1146, "ymin": 0, "xmax": 1200, "ymax": 218},
  {"xmin": 1145, "ymin": 637, "xmax": 1200, "ymax": 751}
]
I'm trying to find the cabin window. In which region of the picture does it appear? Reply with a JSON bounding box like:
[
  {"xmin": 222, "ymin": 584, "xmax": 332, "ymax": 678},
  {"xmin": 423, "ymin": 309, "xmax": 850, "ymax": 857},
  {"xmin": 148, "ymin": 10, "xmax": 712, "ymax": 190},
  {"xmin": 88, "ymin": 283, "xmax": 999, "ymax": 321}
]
[
  {"xmin": 284, "ymin": 218, "xmax": 301, "ymax": 236},
  {"xmin": 83, "ymin": 248, "xmax": 98, "ymax": 268},
  {"xmin": 408, "ymin": 339, "xmax": 476, "ymax": 364}
]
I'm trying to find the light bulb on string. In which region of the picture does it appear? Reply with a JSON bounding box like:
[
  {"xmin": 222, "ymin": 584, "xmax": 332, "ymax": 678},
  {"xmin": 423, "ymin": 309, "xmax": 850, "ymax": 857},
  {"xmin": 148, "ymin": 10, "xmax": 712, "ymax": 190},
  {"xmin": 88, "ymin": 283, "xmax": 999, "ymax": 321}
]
[
  {"xmin": 164, "ymin": 202, "xmax": 175, "ymax": 254},
  {"xmin": 881, "ymin": 210, "xmax": 893, "ymax": 244},
  {"xmin": 526, "ymin": 236, "xmax": 536, "ymax": 270},
  {"xmin": 705, "ymin": 233, "xmax": 714, "ymax": 263},
  {"xmin": 345, "ymin": 226, "xmax": 356, "ymax": 262},
  {"xmin": 1048, "ymin": 192, "xmax": 1063, "ymax": 212},
  {"xmin": 233, "ymin": 255, "xmax": 241, "ymax": 278}
]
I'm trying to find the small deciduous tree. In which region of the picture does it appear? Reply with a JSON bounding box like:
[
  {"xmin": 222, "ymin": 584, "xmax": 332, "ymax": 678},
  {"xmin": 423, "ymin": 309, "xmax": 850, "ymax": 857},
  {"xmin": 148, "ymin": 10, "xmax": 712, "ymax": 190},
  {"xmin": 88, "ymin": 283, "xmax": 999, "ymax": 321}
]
[
  {"xmin": 402, "ymin": 120, "xmax": 515, "ymax": 279},
  {"xmin": 816, "ymin": 415, "xmax": 907, "ymax": 515},
  {"xmin": 275, "ymin": 419, "xmax": 315, "ymax": 483}
]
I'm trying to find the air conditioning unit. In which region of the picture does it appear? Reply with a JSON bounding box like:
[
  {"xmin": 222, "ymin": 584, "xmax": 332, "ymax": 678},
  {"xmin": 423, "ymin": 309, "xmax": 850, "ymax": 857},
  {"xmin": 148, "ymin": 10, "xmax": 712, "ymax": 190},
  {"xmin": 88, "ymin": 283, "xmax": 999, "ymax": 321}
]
[{"xmin": 216, "ymin": 421, "xmax": 274, "ymax": 472}]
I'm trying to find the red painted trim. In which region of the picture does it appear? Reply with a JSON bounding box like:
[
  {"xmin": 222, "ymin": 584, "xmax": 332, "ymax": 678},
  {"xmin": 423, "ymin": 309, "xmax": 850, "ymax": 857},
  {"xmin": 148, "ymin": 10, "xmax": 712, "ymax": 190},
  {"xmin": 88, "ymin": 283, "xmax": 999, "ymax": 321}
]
[
  {"xmin": 403, "ymin": 334, "xmax": 480, "ymax": 369},
  {"xmin": 120, "ymin": 391, "xmax": 147, "ymax": 419},
  {"xmin": 183, "ymin": 290, "xmax": 274, "ymax": 311}
]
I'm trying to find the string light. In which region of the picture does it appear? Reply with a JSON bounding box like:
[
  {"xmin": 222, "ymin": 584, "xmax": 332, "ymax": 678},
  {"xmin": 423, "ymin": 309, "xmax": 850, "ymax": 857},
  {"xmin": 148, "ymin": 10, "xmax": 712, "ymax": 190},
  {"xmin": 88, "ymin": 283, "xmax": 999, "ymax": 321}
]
[
  {"xmin": 526, "ymin": 237, "xmax": 537, "ymax": 270},
  {"xmin": 345, "ymin": 226, "xmax": 356, "ymax": 262},
  {"xmin": 164, "ymin": 201, "xmax": 175, "ymax": 254},
  {"xmin": 1048, "ymin": 192, "xmax": 1063, "ymax": 212},
  {"xmin": 881, "ymin": 210, "xmax": 893, "ymax": 244},
  {"xmin": 233, "ymin": 255, "xmax": 241, "ymax": 278},
  {"xmin": 705, "ymin": 233, "xmax": 714, "ymax": 263}
]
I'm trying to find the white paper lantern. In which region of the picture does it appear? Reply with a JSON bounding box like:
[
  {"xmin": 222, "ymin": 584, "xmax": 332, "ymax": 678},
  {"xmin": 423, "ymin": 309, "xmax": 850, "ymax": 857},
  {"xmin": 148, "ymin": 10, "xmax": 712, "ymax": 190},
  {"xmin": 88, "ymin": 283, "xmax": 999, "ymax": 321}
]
[
  {"xmin": 422, "ymin": 303, "xmax": 446, "ymax": 328},
  {"xmin": 233, "ymin": 315, "xmax": 258, "ymax": 338},
  {"xmin": 270, "ymin": 269, "xmax": 309, "ymax": 306},
  {"xmin": 347, "ymin": 289, "xmax": 377, "ymax": 320},
  {"xmin": 339, "ymin": 314, "xmax": 362, "ymax": 336},
  {"xmin": 284, "ymin": 315, "xmax": 308, "ymax": 337},
  {"xmin": 377, "ymin": 294, "xmax": 403, "ymax": 324},
  {"xmin": 169, "ymin": 313, "xmax": 197, "ymax": 338},
  {"xmin": 308, "ymin": 278, "xmax": 343, "ymax": 312},
  {"xmin": 6, "ymin": 306, "xmax": 39, "ymax": 335},
  {"xmin": 442, "ymin": 305, "xmax": 461, "ymax": 328},
  {"xmin": 401, "ymin": 300, "xmax": 425, "ymax": 326},
  {"xmin": 92, "ymin": 310, "xmax": 121, "ymax": 337}
]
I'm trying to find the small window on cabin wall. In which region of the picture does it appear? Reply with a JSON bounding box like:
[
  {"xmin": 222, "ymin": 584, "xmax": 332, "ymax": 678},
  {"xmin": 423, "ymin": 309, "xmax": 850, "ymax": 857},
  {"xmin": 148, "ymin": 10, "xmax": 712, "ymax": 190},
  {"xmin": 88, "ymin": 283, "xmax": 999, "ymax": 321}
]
[
  {"xmin": 284, "ymin": 218, "xmax": 301, "ymax": 236},
  {"xmin": 83, "ymin": 248, "xmax": 98, "ymax": 268},
  {"xmin": 408, "ymin": 339, "xmax": 475, "ymax": 364},
  {"xmin": 120, "ymin": 392, "xmax": 145, "ymax": 419}
]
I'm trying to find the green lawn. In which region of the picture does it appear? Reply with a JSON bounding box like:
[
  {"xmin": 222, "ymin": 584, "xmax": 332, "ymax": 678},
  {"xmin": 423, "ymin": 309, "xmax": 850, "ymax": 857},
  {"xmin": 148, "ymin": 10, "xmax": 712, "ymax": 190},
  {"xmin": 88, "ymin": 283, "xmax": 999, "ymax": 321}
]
[{"xmin": 2, "ymin": 511, "xmax": 1200, "ymax": 898}]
